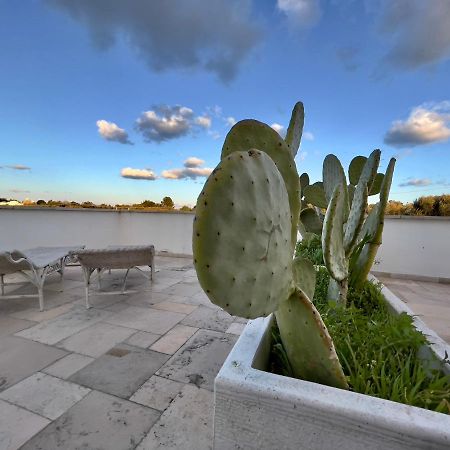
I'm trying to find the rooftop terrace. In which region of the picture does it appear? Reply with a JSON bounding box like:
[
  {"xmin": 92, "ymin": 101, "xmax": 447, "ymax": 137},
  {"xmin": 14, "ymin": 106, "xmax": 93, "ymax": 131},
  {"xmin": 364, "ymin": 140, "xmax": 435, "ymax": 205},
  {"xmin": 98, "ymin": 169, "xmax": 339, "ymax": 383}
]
[{"xmin": 0, "ymin": 255, "xmax": 448, "ymax": 449}]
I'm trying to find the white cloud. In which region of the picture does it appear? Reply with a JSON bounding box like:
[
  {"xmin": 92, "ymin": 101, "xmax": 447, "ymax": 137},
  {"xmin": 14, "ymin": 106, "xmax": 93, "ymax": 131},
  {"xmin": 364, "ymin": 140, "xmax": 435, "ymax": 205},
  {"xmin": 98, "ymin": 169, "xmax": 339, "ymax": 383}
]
[
  {"xmin": 45, "ymin": 0, "xmax": 262, "ymax": 82},
  {"xmin": 184, "ymin": 157, "xmax": 205, "ymax": 168},
  {"xmin": 277, "ymin": 0, "xmax": 321, "ymax": 27},
  {"xmin": 121, "ymin": 167, "xmax": 157, "ymax": 180},
  {"xmin": 298, "ymin": 151, "xmax": 307, "ymax": 161},
  {"xmin": 271, "ymin": 123, "xmax": 286, "ymax": 137},
  {"xmin": 399, "ymin": 178, "xmax": 432, "ymax": 187},
  {"xmin": 226, "ymin": 116, "xmax": 237, "ymax": 127},
  {"xmin": 162, "ymin": 157, "xmax": 213, "ymax": 180},
  {"xmin": 303, "ymin": 131, "xmax": 314, "ymax": 140},
  {"xmin": 136, "ymin": 105, "xmax": 212, "ymax": 142},
  {"xmin": 96, "ymin": 120, "xmax": 132, "ymax": 144},
  {"xmin": 384, "ymin": 102, "xmax": 450, "ymax": 147},
  {"xmin": 195, "ymin": 116, "xmax": 212, "ymax": 128}
]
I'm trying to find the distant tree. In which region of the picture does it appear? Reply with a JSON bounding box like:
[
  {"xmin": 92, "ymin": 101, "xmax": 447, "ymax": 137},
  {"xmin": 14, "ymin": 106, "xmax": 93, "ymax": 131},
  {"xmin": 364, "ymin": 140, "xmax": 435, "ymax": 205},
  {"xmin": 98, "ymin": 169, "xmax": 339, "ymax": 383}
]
[
  {"xmin": 36, "ymin": 199, "xmax": 46, "ymax": 205},
  {"xmin": 82, "ymin": 201, "xmax": 95, "ymax": 208},
  {"xmin": 0, "ymin": 198, "xmax": 8, "ymax": 202},
  {"xmin": 180, "ymin": 205, "xmax": 191, "ymax": 212},
  {"xmin": 161, "ymin": 196, "xmax": 174, "ymax": 209},
  {"xmin": 141, "ymin": 200, "xmax": 157, "ymax": 208}
]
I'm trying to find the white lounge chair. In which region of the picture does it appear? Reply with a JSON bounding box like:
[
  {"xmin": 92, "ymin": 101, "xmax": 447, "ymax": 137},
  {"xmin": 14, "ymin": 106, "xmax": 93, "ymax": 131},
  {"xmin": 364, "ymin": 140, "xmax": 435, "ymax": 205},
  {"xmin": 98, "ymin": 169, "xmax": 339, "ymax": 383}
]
[
  {"xmin": 0, "ymin": 246, "xmax": 85, "ymax": 311},
  {"xmin": 73, "ymin": 245, "xmax": 155, "ymax": 308}
]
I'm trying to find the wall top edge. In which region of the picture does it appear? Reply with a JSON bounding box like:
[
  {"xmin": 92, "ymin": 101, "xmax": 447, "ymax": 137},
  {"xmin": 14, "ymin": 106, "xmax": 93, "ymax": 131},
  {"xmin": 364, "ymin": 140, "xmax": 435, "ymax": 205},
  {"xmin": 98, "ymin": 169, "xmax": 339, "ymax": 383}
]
[
  {"xmin": 0, "ymin": 206, "xmax": 195, "ymax": 215},
  {"xmin": 383, "ymin": 215, "xmax": 450, "ymax": 221}
]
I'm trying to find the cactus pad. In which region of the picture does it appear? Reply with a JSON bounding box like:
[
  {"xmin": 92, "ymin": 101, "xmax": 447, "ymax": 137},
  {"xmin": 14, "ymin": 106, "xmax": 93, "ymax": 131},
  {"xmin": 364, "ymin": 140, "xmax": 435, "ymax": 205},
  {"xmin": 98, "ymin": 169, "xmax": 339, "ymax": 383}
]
[
  {"xmin": 276, "ymin": 288, "xmax": 348, "ymax": 389},
  {"xmin": 322, "ymin": 184, "xmax": 348, "ymax": 282},
  {"xmin": 300, "ymin": 207, "xmax": 323, "ymax": 235},
  {"xmin": 193, "ymin": 150, "xmax": 293, "ymax": 319},
  {"xmin": 348, "ymin": 155, "xmax": 367, "ymax": 186},
  {"xmin": 369, "ymin": 173, "xmax": 384, "ymax": 195},
  {"xmin": 343, "ymin": 181, "xmax": 368, "ymax": 255},
  {"xmin": 285, "ymin": 102, "xmax": 304, "ymax": 158},
  {"xmin": 221, "ymin": 120, "xmax": 300, "ymax": 247},
  {"xmin": 323, "ymin": 154, "xmax": 349, "ymax": 219},
  {"xmin": 292, "ymin": 256, "xmax": 316, "ymax": 299},
  {"xmin": 303, "ymin": 182, "xmax": 327, "ymax": 209},
  {"xmin": 299, "ymin": 172, "xmax": 310, "ymax": 191}
]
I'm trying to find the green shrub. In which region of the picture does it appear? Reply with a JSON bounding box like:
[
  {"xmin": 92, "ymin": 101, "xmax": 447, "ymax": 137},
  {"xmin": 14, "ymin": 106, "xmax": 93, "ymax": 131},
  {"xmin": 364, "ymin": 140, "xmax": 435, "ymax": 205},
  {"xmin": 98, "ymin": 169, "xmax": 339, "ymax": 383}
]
[{"xmin": 295, "ymin": 235, "xmax": 323, "ymax": 265}]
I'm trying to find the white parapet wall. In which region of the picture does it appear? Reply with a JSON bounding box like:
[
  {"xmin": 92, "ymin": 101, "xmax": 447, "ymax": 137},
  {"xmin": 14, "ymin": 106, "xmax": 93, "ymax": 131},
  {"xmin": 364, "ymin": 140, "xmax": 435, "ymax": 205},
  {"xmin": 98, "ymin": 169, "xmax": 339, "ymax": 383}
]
[
  {"xmin": 373, "ymin": 215, "xmax": 450, "ymax": 282},
  {"xmin": 0, "ymin": 208, "xmax": 449, "ymax": 280},
  {"xmin": 0, "ymin": 207, "xmax": 195, "ymax": 257}
]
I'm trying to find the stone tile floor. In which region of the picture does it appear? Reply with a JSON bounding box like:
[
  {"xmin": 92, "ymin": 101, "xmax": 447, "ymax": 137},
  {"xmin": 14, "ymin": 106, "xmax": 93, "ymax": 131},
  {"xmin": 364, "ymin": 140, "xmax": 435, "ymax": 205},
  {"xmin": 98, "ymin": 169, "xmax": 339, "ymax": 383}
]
[
  {"xmin": 1, "ymin": 256, "xmax": 448, "ymax": 449},
  {"xmin": 0, "ymin": 256, "xmax": 242, "ymax": 450},
  {"xmin": 377, "ymin": 276, "xmax": 450, "ymax": 344}
]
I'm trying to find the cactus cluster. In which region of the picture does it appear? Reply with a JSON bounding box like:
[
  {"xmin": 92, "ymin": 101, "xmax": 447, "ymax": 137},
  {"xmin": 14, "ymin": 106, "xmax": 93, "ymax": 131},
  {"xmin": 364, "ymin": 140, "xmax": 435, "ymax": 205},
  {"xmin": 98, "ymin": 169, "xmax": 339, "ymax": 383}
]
[
  {"xmin": 304, "ymin": 151, "xmax": 396, "ymax": 304},
  {"xmin": 193, "ymin": 102, "xmax": 348, "ymax": 389}
]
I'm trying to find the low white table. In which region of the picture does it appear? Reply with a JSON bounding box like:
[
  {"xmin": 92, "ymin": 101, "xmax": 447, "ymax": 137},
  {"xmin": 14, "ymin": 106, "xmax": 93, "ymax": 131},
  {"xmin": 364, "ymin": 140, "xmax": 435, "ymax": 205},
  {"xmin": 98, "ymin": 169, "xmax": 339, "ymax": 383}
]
[{"xmin": 0, "ymin": 246, "xmax": 85, "ymax": 311}]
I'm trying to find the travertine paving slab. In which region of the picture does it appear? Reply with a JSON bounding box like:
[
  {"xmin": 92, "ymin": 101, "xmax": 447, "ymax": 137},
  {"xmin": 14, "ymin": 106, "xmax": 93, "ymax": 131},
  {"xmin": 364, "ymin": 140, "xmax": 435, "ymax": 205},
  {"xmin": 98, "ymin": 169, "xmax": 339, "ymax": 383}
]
[
  {"xmin": 181, "ymin": 305, "xmax": 234, "ymax": 332},
  {"xmin": 126, "ymin": 291, "xmax": 188, "ymax": 307},
  {"xmin": 20, "ymin": 390, "xmax": 160, "ymax": 450},
  {"xmin": 130, "ymin": 375, "xmax": 185, "ymax": 411},
  {"xmin": 57, "ymin": 322, "xmax": 136, "ymax": 357},
  {"xmin": 125, "ymin": 331, "xmax": 160, "ymax": 348},
  {"xmin": 150, "ymin": 325, "xmax": 198, "ymax": 355},
  {"xmin": 0, "ymin": 372, "xmax": 90, "ymax": 420},
  {"xmin": 43, "ymin": 353, "xmax": 95, "ymax": 379},
  {"xmin": 0, "ymin": 316, "xmax": 36, "ymax": 337},
  {"xmin": 70, "ymin": 344, "xmax": 169, "ymax": 398},
  {"xmin": 157, "ymin": 329, "xmax": 237, "ymax": 391},
  {"xmin": 161, "ymin": 281, "xmax": 202, "ymax": 298},
  {"xmin": 0, "ymin": 336, "xmax": 67, "ymax": 392},
  {"xmin": 136, "ymin": 384, "xmax": 213, "ymax": 450},
  {"xmin": 0, "ymin": 400, "xmax": 50, "ymax": 450},
  {"xmin": 226, "ymin": 322, "xmax": 246, "ymax": 335},
  {"xmin": 104, "ymin": 305, "xmax": 185, "ymax": 334},
  {"xmin": 151, "ymin": 301, "xmax": 197, "ymax": 314},
  {"xmin": 10, "ymin": 302, "xmax": 75, "ymax": 323},
  {"xmin": 15, "ymin": 307, "xmax": 112, "ymax": 345}
]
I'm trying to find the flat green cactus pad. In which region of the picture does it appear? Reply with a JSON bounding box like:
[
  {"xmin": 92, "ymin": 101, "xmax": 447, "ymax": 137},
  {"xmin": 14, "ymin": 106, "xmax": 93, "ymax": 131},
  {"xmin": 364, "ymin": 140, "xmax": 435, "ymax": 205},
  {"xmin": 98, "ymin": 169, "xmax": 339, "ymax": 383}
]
[
  {"xmin": 303, "ymin": 182, "xmax": 327, "ymax": 209},
  {"xmin": 221, "ymin": 119, "xmax": 300, "ymax": 248},
  {"xmin": 299, "ymin": 172, "xmax": 309, "ymax": 191},
  {"xmin": 300, "ymin": 207, "xmax": 323, "ymax": 235},
  {"xmin": 193, "ymin": 150, "xmax": 293, "ymax": 319},
  {"xmin": 292, "ymin": 257, "xmax": 316, "ymax": 300},
  {"xmin": 323, "ymin": 154, "xmax": 349, "ymax": 219},
  {"xmin": 369, "ymin": 173, "xmax": 384, "ymax": 195},
  {"xmin": 276, "ymin": 288, "xmax": 348, "ymax": 389},
  {"xmin": 322, "ymin": 184, "xmax": 348, "ymax": 282},
  {"xmin": 285, "ymin": 102, "xmax": 304, "ymax": 158},
  {"xmin": 348, "ymin": 155, "xmax": 367, "ymax": 186}
]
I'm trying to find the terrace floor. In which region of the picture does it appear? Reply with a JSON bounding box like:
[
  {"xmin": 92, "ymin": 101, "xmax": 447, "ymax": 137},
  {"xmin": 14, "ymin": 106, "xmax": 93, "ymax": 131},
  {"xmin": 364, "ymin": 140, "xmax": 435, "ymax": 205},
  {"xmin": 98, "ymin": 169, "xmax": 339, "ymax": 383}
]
[
  {"xmin": 0, "ymin": 256, "xmax": 245, "ymax": 450},
  {"xmin": 1, "ymin": 257, "xmax": 449, "ymax": 450},
  {"xmin": 377, "ymin": 276, "xmax": 450, "ymax": 344}
]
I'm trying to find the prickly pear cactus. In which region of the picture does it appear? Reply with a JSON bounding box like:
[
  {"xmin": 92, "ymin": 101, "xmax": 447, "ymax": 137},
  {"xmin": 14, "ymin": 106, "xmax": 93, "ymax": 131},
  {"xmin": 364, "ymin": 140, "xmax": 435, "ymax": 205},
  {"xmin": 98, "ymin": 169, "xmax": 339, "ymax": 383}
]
[
  {"xmin": 193, "ymin": 150, "xmax": 293, "ymax": 319},
  {"xmin": 193, "ymin": 102, "xmax": 349, "ymax": 390},
  {"xmin": 285, "ymin": 102, "xmax": 304, "ymax": 158}
]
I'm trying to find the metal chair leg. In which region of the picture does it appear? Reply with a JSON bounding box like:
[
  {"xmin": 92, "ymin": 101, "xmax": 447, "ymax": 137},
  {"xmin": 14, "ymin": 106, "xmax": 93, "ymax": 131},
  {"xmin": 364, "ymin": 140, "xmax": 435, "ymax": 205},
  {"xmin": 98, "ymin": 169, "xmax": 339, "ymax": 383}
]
[
  {"xmin": 122, "ymin": 268, "xmax": 130, "ymax": 294},
  {"xmin": 0, "ymin": 274, "xmax": 4, "ymax": 296}
]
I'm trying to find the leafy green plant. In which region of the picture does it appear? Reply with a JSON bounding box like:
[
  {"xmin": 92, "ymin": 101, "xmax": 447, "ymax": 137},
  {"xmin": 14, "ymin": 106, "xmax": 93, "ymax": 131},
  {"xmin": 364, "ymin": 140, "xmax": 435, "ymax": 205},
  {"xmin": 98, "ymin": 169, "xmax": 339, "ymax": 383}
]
[
  {"xmin": 295, "ymin": 234, "xmax": 323, "ymax": 265},
  {"xmin": 272, "ymin": 268, "xmax": 450, "ymax": 414}
]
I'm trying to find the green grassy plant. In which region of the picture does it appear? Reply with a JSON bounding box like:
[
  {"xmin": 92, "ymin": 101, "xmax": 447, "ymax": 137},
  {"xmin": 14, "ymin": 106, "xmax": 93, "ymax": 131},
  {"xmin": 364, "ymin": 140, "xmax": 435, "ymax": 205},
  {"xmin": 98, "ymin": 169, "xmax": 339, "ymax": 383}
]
[
  {"xmin": 295, "ymin": 235, "xmax": 323, "ymax": 265},
  {"xmin": 271, "ymin": 268, "xmax": 450, "ymax": 414}
]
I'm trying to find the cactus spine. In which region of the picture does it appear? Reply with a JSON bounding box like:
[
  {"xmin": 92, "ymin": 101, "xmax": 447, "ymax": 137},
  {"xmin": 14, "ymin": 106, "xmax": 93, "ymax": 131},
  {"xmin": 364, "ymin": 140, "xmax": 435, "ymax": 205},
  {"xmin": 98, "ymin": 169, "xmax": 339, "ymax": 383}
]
[{"xmin": 193, "ymin": 102, "xmax": 348, "ymax": 389}]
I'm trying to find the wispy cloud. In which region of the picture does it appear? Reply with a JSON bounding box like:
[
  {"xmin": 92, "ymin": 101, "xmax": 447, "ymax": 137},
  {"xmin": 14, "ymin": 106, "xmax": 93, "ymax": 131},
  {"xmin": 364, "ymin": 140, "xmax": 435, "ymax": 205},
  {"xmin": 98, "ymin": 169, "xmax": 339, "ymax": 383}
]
[
  {"xmin": 162, "ymin": 157, "xmax": 213, "ymax": 180},
  {"xmin": 45, "ymin": 0, "xmax": 261, "ymax": 82},
  {"xmin": 1, "ymin": 164, "xmax": 31, "ymax": 171},
  {"xmin": 121, "ymin": 167, "xmax": 157, "ymax": 180},
  {"xmin": 380, "ymin": 0, "xmax": 450, "ymax": 70},
  {"xmin": 277, "ymin": 0, "xmax": 321, "ymax": 28},
  {"xmin": 303, "ymin": 131, "xmax": 314, "ymax": 140},
  {"xmin": 384, "ymin": 101, "xmax": 450, "ymax": 147},
  {"xmin": 97, "ymin": 120, "xmax": 133, "ymax": 145},
  {"xmin": 9, "ymin": 189, "xmax": 31, "ymax": 193},
  {"xmin": 399, "ymin": 178, "xmax": 432, "ymax": 187}
]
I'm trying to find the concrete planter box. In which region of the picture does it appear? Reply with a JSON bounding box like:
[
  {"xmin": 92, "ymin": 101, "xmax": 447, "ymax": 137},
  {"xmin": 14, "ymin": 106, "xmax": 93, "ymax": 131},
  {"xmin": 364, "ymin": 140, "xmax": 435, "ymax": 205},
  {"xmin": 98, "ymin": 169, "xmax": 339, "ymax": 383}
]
[{"xmin": 214, "ymin": 279, "xmax": 450, "ymax": 449}]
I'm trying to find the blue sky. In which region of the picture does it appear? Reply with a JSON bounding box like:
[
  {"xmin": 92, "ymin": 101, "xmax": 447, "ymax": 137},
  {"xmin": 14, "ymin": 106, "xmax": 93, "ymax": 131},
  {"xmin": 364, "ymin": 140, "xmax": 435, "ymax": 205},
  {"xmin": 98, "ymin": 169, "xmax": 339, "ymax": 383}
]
[{"xmin": 1, "ymin": 0, "xmax": 449, "ymax": 206}]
